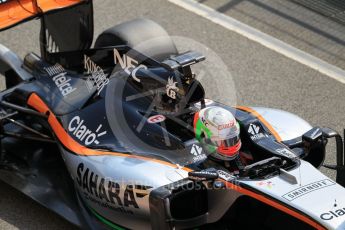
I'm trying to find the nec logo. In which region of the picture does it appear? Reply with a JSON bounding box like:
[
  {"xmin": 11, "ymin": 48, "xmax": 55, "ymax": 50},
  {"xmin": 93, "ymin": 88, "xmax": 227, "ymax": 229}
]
[{"xmin": 113, "ymin": 48, "xmax": 147, "ymax": 82}]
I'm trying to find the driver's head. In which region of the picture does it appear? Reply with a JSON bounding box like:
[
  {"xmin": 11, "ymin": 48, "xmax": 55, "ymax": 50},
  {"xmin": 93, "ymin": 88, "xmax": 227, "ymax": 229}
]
[{"xmin": 194, "ymin": 106, "xmax": 241, "ymax": 160}]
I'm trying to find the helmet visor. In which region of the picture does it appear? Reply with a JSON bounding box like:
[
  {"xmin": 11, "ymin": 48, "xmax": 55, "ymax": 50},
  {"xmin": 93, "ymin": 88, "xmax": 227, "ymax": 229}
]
[
  {"xmin": 214, "ymin": 135, "xmax": 240, "ymax": 148},
  {"xmin": 204, "ymin": 134, "xmax": 240, "ymax": 148}
]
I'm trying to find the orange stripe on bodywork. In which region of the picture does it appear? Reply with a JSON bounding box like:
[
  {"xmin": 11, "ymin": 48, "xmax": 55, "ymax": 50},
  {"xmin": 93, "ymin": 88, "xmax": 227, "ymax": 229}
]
[
  {"xmin": 236, "ymin": 106, "xmax": 282, "ymax": 142},
  {"xmin": 27, "ymin": 93, "xmax": 192, "ymax": 171},
  {"xmin": 222, "ymin": 180, "xmax": 325, "ymax": 230}
]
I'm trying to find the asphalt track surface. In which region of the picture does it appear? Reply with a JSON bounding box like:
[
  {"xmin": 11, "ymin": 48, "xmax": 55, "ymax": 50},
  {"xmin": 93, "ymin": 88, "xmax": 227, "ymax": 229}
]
[
  {"xmin": 0, "ymin": 0, "xmax": 344, "ymax": 229},
  {"xmin": 201, "ymin": 0, "xmax": 345, "ymax": 70}
]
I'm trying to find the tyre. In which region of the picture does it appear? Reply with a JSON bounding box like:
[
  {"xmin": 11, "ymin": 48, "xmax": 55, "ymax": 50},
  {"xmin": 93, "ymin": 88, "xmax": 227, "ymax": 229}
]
[{"xmin": 94, "ymin": 18, "xmax": 178, "ymax": 61}]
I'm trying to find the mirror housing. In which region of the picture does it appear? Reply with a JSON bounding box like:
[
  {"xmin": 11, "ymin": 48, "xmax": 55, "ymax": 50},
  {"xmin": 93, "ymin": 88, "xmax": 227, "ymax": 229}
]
[
  {"xmin": 302, "ymin": 127, "xmax": 323, "ymax": 143},
  {"xmin": 319, "ymin": 128, "xmax": 345, "ymax": 188}
]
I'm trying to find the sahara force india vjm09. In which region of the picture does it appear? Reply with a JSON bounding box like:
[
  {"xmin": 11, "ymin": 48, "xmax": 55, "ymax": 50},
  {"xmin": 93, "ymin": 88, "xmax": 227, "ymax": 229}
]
[{"xmin": 0, "ymin": 0, "xmax": 344, "ymax": 229}]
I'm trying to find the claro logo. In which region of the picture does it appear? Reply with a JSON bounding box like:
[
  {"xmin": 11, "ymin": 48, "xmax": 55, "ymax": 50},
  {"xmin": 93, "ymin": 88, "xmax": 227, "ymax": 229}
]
[
  {"xmin": 68, "ymin": 116, "xmax": 107, "ymax": 145},
  {"xmin": 320, "ymin": 207, "xmax": 345, "ymax": 221}
]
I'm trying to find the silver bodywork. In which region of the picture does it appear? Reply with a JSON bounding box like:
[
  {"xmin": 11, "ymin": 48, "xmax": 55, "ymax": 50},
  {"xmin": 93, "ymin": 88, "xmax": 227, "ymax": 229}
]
[
  {"xmin": 0, "ymin": 44, "xmax": 32, "ymax": 81},
  {"xmin": 251, "ymin": 107, "xmax": 313, "ymax": 141},
  {"xmin": 242, "ymin": 160, "xmax": 345, "ymax": 229},
  {"xmin": 62, "ymin": 152, "xmax": 189, "ymax": 229},
  {"xmin": 59, "ymin": 107, "xmax": 345, "ymax": 229}
]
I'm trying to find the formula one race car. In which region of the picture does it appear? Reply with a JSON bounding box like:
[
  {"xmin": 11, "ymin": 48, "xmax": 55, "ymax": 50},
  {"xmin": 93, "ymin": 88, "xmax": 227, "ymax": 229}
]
[{"xmin": 0, "ymin": 1, "xmax": 345, "ymax": 230}]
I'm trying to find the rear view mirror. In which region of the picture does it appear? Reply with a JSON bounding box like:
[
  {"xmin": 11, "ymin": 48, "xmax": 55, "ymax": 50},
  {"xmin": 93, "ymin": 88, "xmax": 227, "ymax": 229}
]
[
  {"xmin": 318, "ymin": 127, "xmax": 345, "ymax": 188},
  {"xmin": 302, "ymin": 127, "xmax": 323, "ymax": 143}
]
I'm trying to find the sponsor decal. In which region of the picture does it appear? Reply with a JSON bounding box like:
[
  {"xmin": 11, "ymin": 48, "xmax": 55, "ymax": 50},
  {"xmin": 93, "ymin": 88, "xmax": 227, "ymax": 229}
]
[
  {"xmin": 166, "ymin": 77, "xmax": 179, "ymax": 99},
  {"xmin": 52, "ymin": 74, "xmax": 76, "ymax": 96},
  {"xmin": 188, "ymin": 170, "xmax": 218, "ymax": 181},
  {"xmin": 320, "ymin": 207, "xmax": 345, "ymax": 221},
  {"xmin": 190, "ymin": 144, "xmax": 207, "ymax": 162},
  {"xmin": 76, "ymin": 163, "xmax": 152, "ymax": 213},
  {"xmin": 68, "ymin": 116, "xmax": 107, "ymax": 145},
  {"xmin": 44, "ymin": 63, "xmax": 65, "ymax": 76},
  {"xmin": 44, "ymin": 64, "xmax": 76, "ymax": 97},
  {"xmin": 256, "ymin": 181, "xmax": 275, "ymax": 189},
  {"xmin": 217, "ymin": 170, "xmax": 235, "ymax": 181},
  {"xmin": 130, "ymin": 64, "xmax": 147, "ymax": 83},
  {"xmin": 218, "ymin": 120, "xmax": 235, "ymax": 130},
  {"xmin": 276, "ymin": 148, "xmax": 296, "ymax": 159},
  {"xmin": 84, "ymin": 194, "xmax": 134, "ymax": 215},
  {"xmin": 201, "ymin": 116, "xmax": 209, "ymax": 127},
  {"xmin": 191, "ymin": 144, "xmax": 202, "ymax": 156},
  {"xmin": 248, "ymin": 123, "xmax": 267, "ymax": 140},
  {"xmin": 84, "ymin": 55, "xmax": 110, "ymax": 95},
  {"xmin": 147, "ymin": 115, "xmax": 166, "ymax": 124},
  {"xmin": 282, "ymin": 179, "xmax": 336, "ymax": 201},
  {"xmin": 113, "ymin": 48, "xmax": 147, "ymax": 82}
]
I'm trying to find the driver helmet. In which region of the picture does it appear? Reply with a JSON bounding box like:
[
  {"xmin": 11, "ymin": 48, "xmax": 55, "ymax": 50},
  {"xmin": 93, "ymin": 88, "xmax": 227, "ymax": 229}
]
[{"xmin": 194, "ymin": 106, "xmax": 241, "ymax": 160}]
